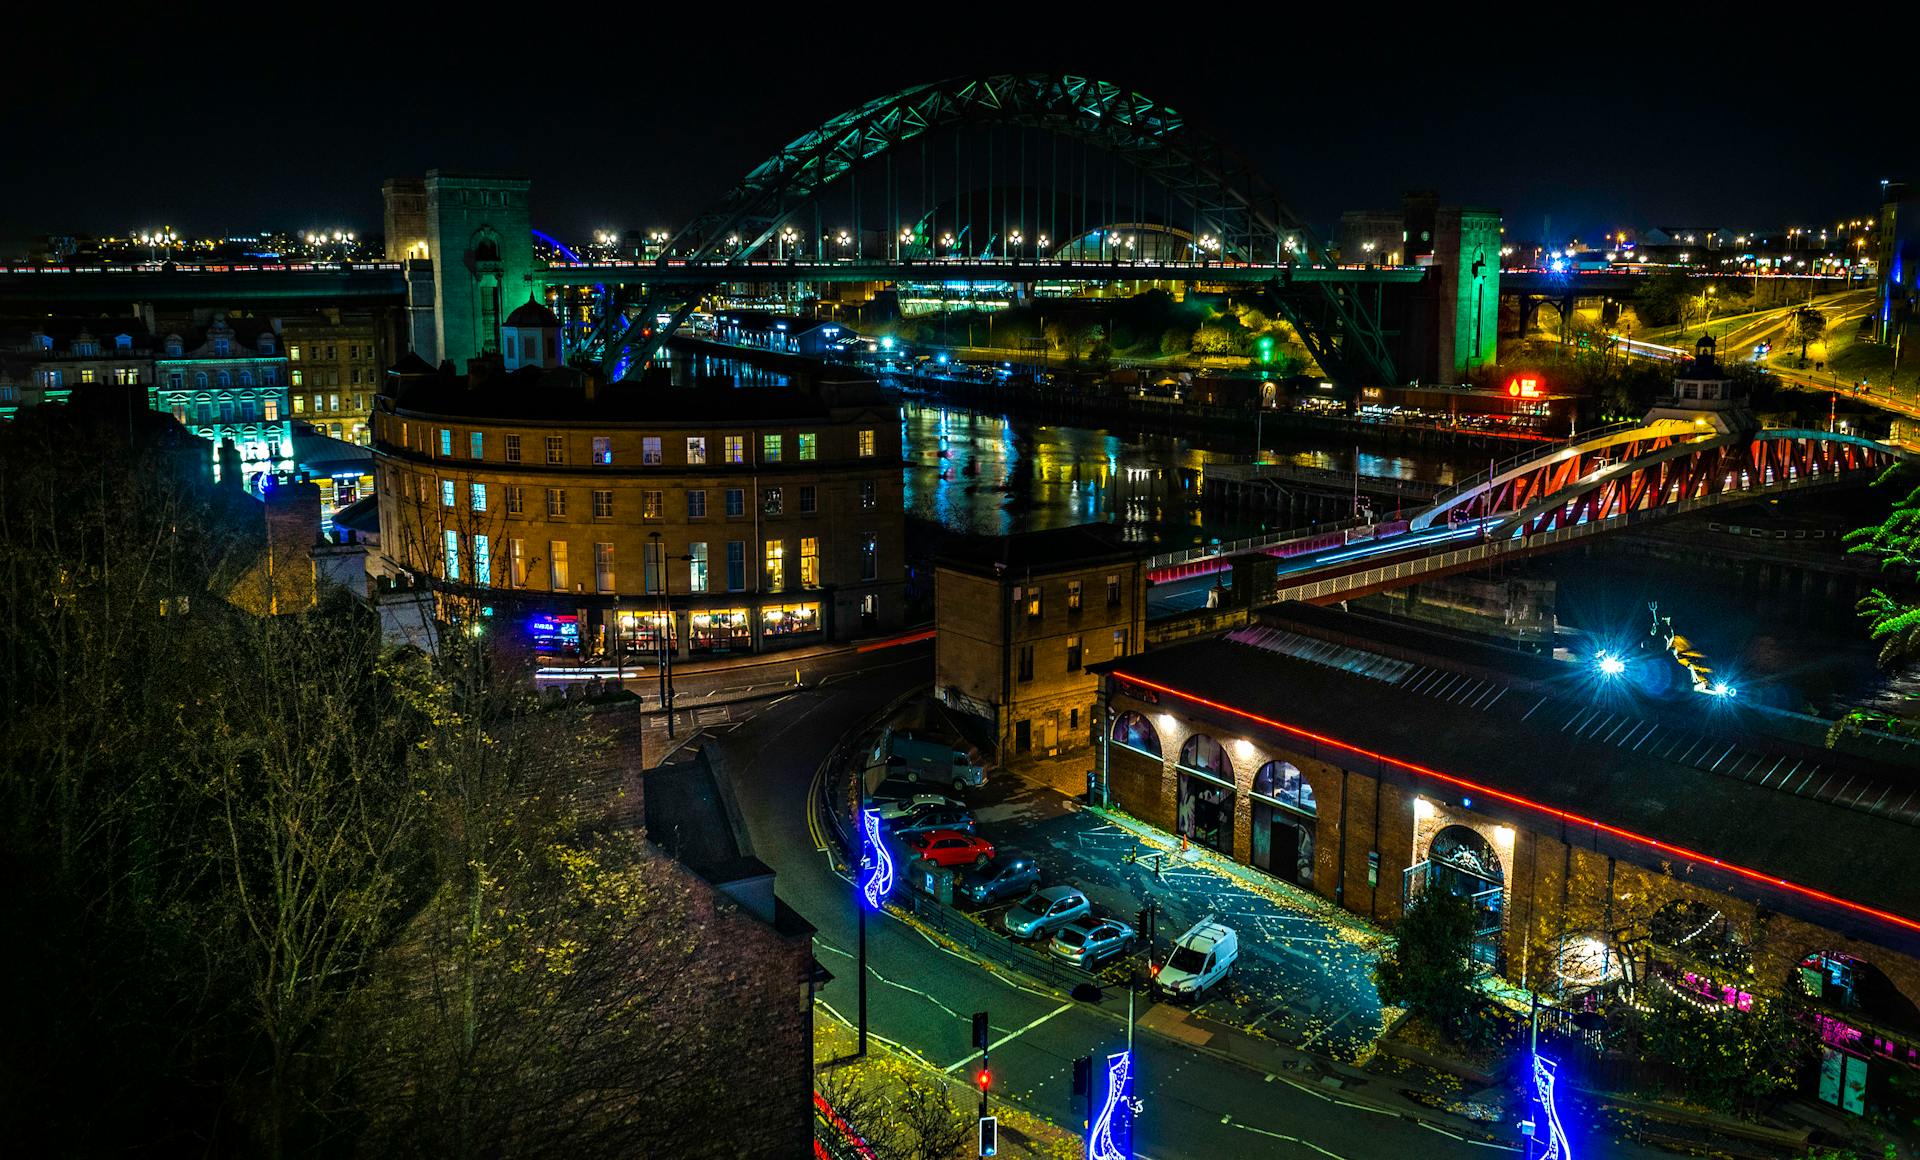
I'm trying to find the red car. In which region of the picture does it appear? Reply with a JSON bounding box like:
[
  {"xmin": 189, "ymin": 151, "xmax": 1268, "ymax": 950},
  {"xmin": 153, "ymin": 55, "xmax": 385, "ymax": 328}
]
[{"xmin": 907, "ymin": 829, "xmax": 995, "ymax": 870}]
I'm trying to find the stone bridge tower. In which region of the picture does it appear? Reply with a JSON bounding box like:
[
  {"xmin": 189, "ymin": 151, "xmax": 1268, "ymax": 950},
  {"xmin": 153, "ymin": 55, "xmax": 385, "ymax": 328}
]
[{"xmin": 417, "ymin": 171, "xmax": 535, "ymax": 371}]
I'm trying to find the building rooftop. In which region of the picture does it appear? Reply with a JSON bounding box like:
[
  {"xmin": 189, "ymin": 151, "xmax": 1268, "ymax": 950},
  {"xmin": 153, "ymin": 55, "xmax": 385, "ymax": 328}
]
[
  {"xmin": 386, "ymin": 366, "xmax": 889, "ymax": 426},
  {"xmin": 936, "ymin": 522, "xmax": 1144, "ymax": 577},
  {"xmin": 1096, "ymin": 607, "xmax": 1920, "ymax": 954}
]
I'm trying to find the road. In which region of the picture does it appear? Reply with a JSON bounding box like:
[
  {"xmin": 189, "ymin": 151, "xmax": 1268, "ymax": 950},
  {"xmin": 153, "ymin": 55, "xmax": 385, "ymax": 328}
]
[{"xmin": 704, "ymin": 644, "xmax": 1661, "ymax": 1158}]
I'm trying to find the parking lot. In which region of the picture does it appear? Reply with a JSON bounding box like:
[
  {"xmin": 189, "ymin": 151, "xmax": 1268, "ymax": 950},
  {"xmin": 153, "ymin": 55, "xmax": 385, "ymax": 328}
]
[{"xmin": 869, "ymin": 757, "xmax": 1389, "ymax": 1060}]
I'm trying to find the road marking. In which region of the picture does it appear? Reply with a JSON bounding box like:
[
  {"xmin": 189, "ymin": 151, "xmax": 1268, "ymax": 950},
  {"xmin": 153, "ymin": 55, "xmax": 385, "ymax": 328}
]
[
  {"xmin": 1417, "ymin": 1121, "xmax": 1520, "ymax": 1151},
  {"xmin": 1219, "ymin": 1114, "xmax": 1353, "ymax": 1158},
  {"xmin": 815, "ymin": 939, "xmax": 966, "ymax": 1021},
  {"xmin": 941, "ymin": 1002, "xmax": 1074, "ymax": 1073},
  {"xmin": 1298, "ymin": 1007, "xmax": 1356, "ymax": 1050}
]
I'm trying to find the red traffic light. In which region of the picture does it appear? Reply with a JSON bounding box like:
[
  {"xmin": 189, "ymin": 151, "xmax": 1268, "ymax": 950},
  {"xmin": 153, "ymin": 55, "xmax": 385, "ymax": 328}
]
[{"xmin": 975, "ymin": 1067, "xmax": 992, "ymax": 1091}]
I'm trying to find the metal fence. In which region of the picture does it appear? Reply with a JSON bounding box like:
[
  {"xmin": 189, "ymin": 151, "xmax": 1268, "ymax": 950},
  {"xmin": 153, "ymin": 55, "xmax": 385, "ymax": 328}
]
[{"xmin": 907, "ymin": 894, "xmax": 1105, "ymax": 995}]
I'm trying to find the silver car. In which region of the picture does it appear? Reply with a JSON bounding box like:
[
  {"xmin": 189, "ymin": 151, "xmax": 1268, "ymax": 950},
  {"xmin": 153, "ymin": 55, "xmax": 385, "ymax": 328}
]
[
  {"xmin": 1049, "ymin": 916, "xmax": 1137, "ymax": 968},
  {"xmin": 1002, "ymin": 886, "xmax": 1090, "ymax": 939}
]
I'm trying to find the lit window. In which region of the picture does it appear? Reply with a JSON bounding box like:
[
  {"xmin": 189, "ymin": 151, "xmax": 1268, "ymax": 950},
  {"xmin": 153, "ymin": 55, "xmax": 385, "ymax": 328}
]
[
  {"xmin": 443, "ymin": 529, "xmax": 460, "ymax": 580},
  {"xmin": 801, "ymin": 537, "xmax": 819, "ymax": 587},
  {"xmin": 546, "ymin": 435, "xmax": 564, "ymax": 464},
  {"xmin": 470, "ymin": 431, "xmax": 484, "ymax": 459},
  {"xmin": 643, "ymin": 490, "xmax": 664, "ymax": 519},
  {"xmin": 508, "ymin": 538, "xmax": 527, "ymax": 586},
  {"xmin": 857, "ymin": 428, "xmax": 876, "ymax": 457},
  {"xmin": 686, "ymin": 436, "xmax": 707, "ymax": 464},
  {"xmin": 439, "ymin": 428, "xmax": 452, "ymax": 456},
  {"xmin": 643, "ymin": 436, "xmax": 661, "ymax": 465},
  {"xmin": 592, "ymin": 489, "xmax": 612, "ymax": 518},
  {"xmin": 470, "ymin": 483, "xmax": 487, "ymax": 512},
  {"xmin": 506, "ymin": 485, "xmax": 523, "ymax": 514},
  {"xmin": 725, "ymin": 435, "xmax": 744, "ymax": 464},
  {"xmin": 1068, "ymin": 580, "xmax": 1082, "ymax": 611},
  {"xmin": 292, "ymin": 395, "xmax": 306, "ymax": 414},
  {"xmin": 1066, "ymin": 635, "xmax": 1083, "ymax": 671},
  {"xmin": 289, "ymin": 345, "xmax": 302, "ymax": 362},
  {"xmin": 762, "ymin": 486, "xmax": 783, "ymax": 516},
  {"xmin": 860, "ymin": 480, "xmax": 877, "ymax": 509},
  {"xmin": 764, "ymin": 540, "xmax": 785, "ymax": 590},
  {"xmin": 798, "ymin": 432, "xmax": 817, "ymax": 460},
  {"xmin": 687, "ymin": 542, "xmax": 709, "ymax": 593},
  {"xmin": 593, "ymin": 436, "xmax": 613, "ymax": 465},
  {"xmin": 547, "ymin": 488, "xmax": 567, "ymax": 517},
  {"xmin": 441, "ymin": 479, "xmax": 455, "ymax": 507},
  {"xmin": 263, "ymin": 398, "xmax": 279, "ymax": 421},
  {"xmin": 860, "ymin": 532, "xmax": 877, "ymax": 581},
  {"xmin": 474, "ymin": 534, "xmax": 491, "ymax": 586},
  {"xmin": 762, "ymin": 434, "xmax": 783, "ymax": 462},
  {"xmin": 549, "ymin": 541, "xmax": 569, "ymax": 590}
]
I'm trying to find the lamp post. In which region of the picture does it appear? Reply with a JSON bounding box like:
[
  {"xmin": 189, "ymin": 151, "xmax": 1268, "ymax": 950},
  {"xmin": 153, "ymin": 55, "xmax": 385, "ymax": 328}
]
[{"xmin": 648, "ymin": 531, "xmax": 678, "ymax": 736}]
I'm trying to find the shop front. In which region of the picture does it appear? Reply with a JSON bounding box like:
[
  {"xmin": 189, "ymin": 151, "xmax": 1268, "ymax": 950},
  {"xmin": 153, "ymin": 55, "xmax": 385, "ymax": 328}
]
[
  {"xmin": 760, "ymin": 600, "xmax": 823, "ymax": 644},
  {"xmin": 1250, "ymin": 760, "xmax": 1316, "ymax": 886},
  {"xmin": 690, "ymin": 608, "xmax": 752, "ymax": 655},
  {"xmin": 613, "ymin": 610, "xmax": 675, "ymax": 657},
  {"xmin": 1175, "ymin": 733, "xmax": 1236, "ymax": 855}
]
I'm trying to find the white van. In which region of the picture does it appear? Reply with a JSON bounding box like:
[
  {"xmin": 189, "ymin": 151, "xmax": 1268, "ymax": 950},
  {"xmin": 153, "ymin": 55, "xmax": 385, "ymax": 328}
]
[{"xmin": 1153, "ymin": 918, "xmax": 1237, "ymax": 1001}]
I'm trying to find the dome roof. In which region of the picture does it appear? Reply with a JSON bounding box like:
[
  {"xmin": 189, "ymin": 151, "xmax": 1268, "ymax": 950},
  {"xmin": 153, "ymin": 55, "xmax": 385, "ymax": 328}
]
[{"xmin": 505, "ymin": 295, "xmax": 559, "ymax": 328}]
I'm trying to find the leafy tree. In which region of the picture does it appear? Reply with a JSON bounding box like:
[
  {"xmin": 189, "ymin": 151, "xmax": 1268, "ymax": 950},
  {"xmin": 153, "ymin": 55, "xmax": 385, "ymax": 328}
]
[
  {"xmin": 1373, "ymin": 889, "xmax": 1479, "ymax": 1039},
  {"xmin": 1845, "ymin": 469, "xmax": 1920, "ymax": 666},
  {"xmin": 1190, "ymin": 323, "xmax": 1241, "ymax": 356},
  {"xmin": 1795, "ymin": 306, "xmax": 1828, "ymax": 360},
  {"xmin": 1634, "ymin": 273, "xmax": 1693, "ymax": 328},
  {"xmin": 1632, "ymin": 986, "xmax": 1814, "ymax": 1113}
]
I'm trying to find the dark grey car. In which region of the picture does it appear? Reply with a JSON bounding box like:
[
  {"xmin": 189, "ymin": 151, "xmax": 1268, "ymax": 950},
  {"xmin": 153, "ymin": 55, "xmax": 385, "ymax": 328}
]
[
  {"xmin": 957, "ymin": 855, "xmax": 1040, "ymax": 904},
  {"xmin": 1002, "ymin": 885, "xmax": 1090, "ymax": 939},
  {"xmin": 889, "ymin": 807, "xmax": 975, "ymax": 836}
]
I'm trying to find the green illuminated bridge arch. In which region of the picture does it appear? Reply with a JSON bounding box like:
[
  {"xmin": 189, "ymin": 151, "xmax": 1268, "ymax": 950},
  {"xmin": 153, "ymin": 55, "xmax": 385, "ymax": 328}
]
[{"xmin": 590, "ymin": 73, "xmax": 1395, "ymax": 383}]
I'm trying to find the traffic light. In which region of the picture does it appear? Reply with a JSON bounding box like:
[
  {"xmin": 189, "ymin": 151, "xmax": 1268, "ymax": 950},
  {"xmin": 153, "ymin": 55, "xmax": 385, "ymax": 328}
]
[
  {"xmin": 1072, "ymin": 1055, "xmax": 1092, "ymax": 1097},
  {"xmin": 978, "ymin": 1115, "xmax": 998, "ymax": 1156},
  {"xmin": 975, "ymin": 1066, "xmax": 992, "ymax": 1092},
  {"xmin": 972, "ymin": 1010, "xmax": 990, "ymax": 1050}
]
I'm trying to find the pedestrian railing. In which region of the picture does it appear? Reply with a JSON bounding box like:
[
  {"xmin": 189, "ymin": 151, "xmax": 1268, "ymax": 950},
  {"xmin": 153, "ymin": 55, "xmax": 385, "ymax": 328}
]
[{"xmin": 907, "ymin": 894, "xmax": 1105, "ymax": 996}]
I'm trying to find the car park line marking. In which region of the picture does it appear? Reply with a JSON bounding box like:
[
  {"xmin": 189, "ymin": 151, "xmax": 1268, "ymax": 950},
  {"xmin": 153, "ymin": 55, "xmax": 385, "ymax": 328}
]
[
  {"xmin": 815, "ymin": 998, "xmax": 935, "ymax": 1066},
  {"xmin": 942, "ymin": 1002, "xmax": 1074, "ymax": 1073},
  {"xmin": 1297, "ymin": 1008, "xmax": 1356, "ymax": 1051}
]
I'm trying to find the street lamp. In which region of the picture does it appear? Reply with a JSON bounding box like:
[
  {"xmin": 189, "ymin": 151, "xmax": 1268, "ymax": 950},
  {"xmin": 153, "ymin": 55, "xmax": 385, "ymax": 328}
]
[
  {"xmin": 780, "ymin": 227, "xmax": 798, "ymax": 260},
  {"xmin": 941, "ymin": 232, "xmax": 955, "ymax": 258},
  {"xmin": 899, "ymin": 226, "xmax": 914, "ymax": 260},
  {"xmin": 1008, "ymin": 228, "xmax": 1023, "ymax": 258}
]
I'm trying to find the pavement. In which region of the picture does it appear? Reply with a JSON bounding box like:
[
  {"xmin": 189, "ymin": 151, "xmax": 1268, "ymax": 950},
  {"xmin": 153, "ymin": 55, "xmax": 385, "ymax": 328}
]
[{"xmin": 705, "ymin": 652, "xmax": 1687, "ymax": 1159}]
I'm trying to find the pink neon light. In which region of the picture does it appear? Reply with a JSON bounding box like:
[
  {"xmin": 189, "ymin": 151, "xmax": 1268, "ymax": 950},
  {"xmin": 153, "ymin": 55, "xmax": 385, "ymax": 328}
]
[{"xmin": 1112, "ymin": 673, "xmax": 1920, "ymax": 937}]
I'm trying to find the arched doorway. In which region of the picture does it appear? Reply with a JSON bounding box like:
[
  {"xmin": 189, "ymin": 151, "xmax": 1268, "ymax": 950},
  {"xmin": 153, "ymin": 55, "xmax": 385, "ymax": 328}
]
[
  {"xmin": 1421, "ymin": 824, "xmax": 1506, "ymax": 970},
  {"xmin": 1176, "ymin": 733, "xmax": 1234, "ymax": 855},
  {"xmin": 1250, "ymin": 761, "xmax": 1315, "ymax": 886},
  {"xmin": 1110, "ymin": 711, "xmax": 1161, "ymax": 759}
]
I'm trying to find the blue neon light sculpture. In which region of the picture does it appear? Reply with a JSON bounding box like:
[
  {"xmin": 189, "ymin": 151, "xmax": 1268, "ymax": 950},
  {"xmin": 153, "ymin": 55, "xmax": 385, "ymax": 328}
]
[
  {"xmin": 1531, "ymin": 1054, "xmax": 1572, "ymax": 1160},
  {"xmin": 1087, "ymin": 1050, "xmax": 1133, "ymax": 1160},
  {"xmin": 860, "ymin": 808, "xmax": 893, "ymax": 910}
]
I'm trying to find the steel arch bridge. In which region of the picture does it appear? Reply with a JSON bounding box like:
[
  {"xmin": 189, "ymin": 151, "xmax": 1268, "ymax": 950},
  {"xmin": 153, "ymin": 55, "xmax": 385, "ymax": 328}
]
[{"xmin": 587, "ymin": 73, "xmax": 1395, "ymax": 383}]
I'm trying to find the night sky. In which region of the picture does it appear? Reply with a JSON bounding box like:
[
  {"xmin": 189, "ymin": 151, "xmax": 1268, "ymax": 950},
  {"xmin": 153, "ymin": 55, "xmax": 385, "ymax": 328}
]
[{"xmin": 8, "ymin": 13, "xmax": 1900, "ymax": 246}]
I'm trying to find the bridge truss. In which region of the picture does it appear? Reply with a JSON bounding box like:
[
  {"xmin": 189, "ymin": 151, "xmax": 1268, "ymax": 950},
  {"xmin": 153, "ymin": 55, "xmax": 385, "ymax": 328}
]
[{"xmin": 585, "ymin": 73, "xmax": 1397, "ymax": 384}]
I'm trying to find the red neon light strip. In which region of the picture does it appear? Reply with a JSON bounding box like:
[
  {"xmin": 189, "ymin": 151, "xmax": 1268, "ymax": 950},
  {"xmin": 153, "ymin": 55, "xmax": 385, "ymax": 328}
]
[
  {"xmin": 1116, "ymin": 673, "xmax": 1920, "ymax": 936},
  {"xmin": 856, "ymin": 627, "xmax": 935, "ymax": 653}
]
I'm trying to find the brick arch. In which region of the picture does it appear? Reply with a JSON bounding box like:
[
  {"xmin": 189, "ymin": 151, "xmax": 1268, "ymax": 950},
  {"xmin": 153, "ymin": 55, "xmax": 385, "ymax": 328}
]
[
  {"xmin": 1176, "ymin": 732, "xmax": 1235, "ymax": 782},
  {"xmin": 1110, "ymin": 709, "xmax": 1161, "ymax": 759}
]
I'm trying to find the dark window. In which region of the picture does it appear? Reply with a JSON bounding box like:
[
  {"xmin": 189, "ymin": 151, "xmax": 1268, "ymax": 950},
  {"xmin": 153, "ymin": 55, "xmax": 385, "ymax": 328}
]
[
  {"xmin": 1017, "ymin": 646, "xmax": 1034, "ymax": 682},
  {"xmin": 799, "ymin": 485, "xmax": 817, "ymax": 513},
  {"xmin": 1066, "ymin": 635, "xmax": 1082, "ymax": 671}
]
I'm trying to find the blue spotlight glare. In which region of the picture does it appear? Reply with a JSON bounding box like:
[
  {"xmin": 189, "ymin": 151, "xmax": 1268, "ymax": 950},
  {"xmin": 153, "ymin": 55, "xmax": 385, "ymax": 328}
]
[{"xmin": 1595, "ymin": 651, "xmax": 1626, "ymax": 677}]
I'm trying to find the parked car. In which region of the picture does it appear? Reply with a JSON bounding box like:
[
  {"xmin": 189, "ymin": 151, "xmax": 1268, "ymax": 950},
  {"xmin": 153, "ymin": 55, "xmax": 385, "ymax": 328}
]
[
  {"xmin": 1049, "ymin": 916, "xmax": 1137, "ymax": 968},
  {"xmin": 888, "ymin": 731, "xmax": 988, "ymax": 792},
  {"xmin": 1002, "ymin": 886, "xmax": 1091, "ymax": 939},
  {"xmin": 869, "ymin": 793, "xmax": 962, "ymax": 822},
  {"xmin": 1153, "ymin": 918, "xmax": 1237, "ymax": 1001},
  {"xmin": 956, "ymin": 855, "xmax": 1040, "ymax": 905},
  {"xmin": 906, "ymin": 829, "xmax": 995, "ymax": 870},
  {"xmin": 889, "ymin": 807, "xmax": 976, "ymax": 836}
]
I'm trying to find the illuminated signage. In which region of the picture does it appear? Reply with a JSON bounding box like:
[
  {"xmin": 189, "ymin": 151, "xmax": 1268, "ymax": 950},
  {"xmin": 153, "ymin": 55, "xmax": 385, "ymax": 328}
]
[
  {"xmin": 528, "ymin": 614, "xmax": 579, "ymax": 641},
  {"xmin": 1507, "ymin": 374, "xmax": 1544, "ymax": 399},
  {"xmin": 860, "ymin": 807, "xmax": 893, "ymax": 910},
  {"xmin": 1088, "ymin": 1050, "xmax": 1134, "ymax": 1160},
  {"xmin": 1531, "ymin": 1054, "xmax": 1572, "ymax": 1160}
]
